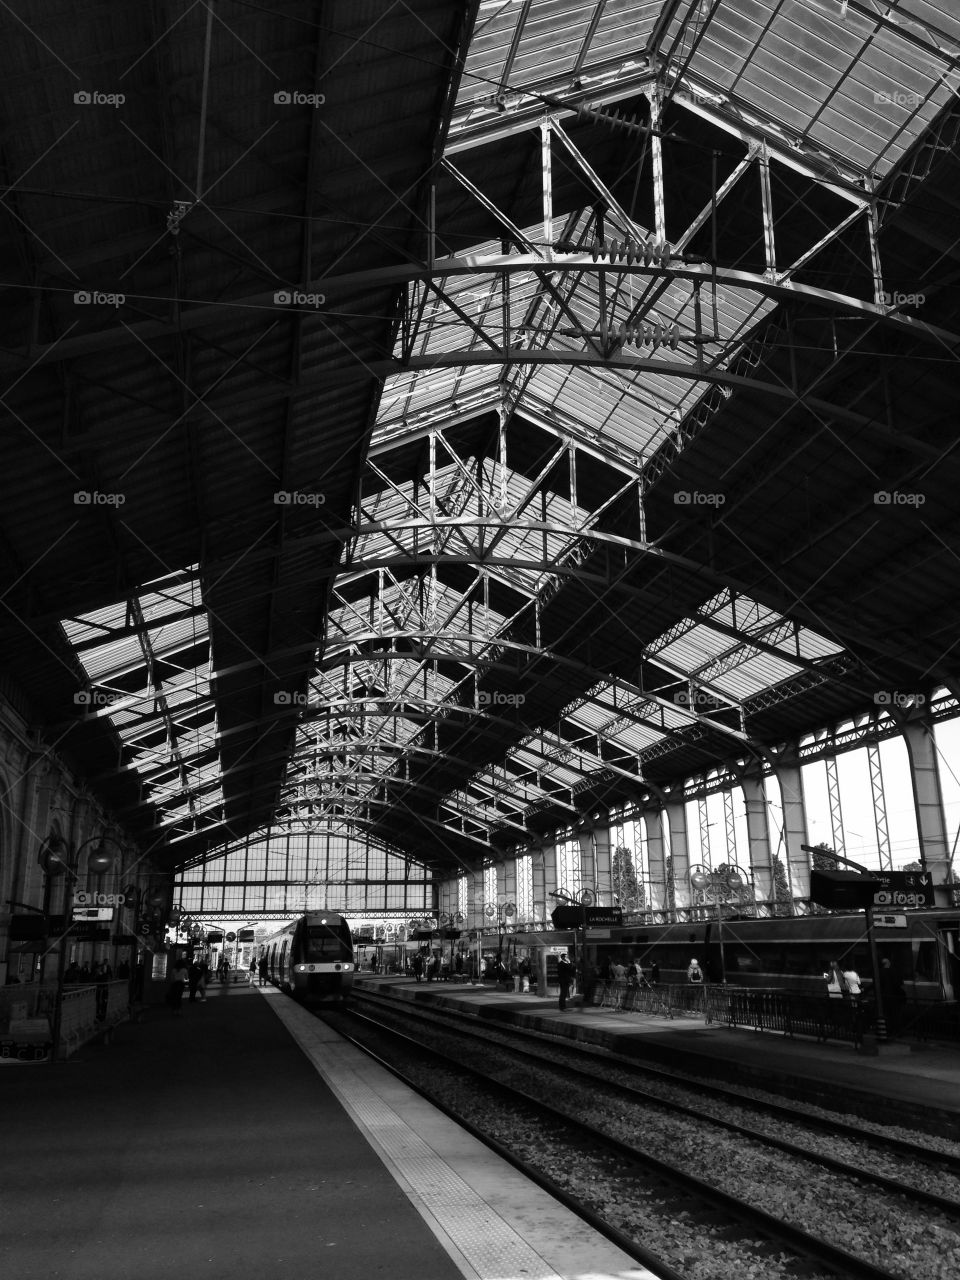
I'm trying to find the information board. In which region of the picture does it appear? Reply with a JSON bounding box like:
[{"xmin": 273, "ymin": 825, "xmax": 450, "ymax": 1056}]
[{"xmin": 871, "ymin": 870, "xmax": 935, "ymax": 910}]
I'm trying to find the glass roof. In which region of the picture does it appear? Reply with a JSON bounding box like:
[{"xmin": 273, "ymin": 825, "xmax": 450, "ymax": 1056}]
[
  {"xmin": 453, "ymin": 1, "xmax": 960, "ymax": 179},
  {"xmin": 61, "ymin": 568, "xmax": 223, "ymax": 839}
]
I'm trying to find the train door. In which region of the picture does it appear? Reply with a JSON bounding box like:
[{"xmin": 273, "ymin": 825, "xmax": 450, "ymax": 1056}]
[{"xmin": 937, "ymin": 920, "xmax": 960, "ymax": 1000}]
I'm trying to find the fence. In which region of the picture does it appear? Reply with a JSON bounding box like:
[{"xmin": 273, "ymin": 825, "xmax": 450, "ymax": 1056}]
[
  {"xmin": 1, "ymin": 981, "xmax": 132, "ymax": 1062},
  {"xmin": 588, "ymin": 981, "xmax": 960, "ymax": 1047},
  {"xmin": 589, "ymin": 981, "xmax": 705, "ymax": 1018}
]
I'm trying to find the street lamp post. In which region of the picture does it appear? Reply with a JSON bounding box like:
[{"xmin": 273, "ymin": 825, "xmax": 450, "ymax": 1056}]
[
  {"xmin": 689, "ymin": 865, "xmax": 749, "ymax": 985},
  {"xmin": 48, "ymin": 833, "xmax": 122, "ymax": 1065}
]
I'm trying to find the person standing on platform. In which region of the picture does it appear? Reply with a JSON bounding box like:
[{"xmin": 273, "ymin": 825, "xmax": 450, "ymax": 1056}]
[
  {"xmin": 879, "ymin": 958, "xmax": 907, "ymax": 1036},
  {"xmin": 188, "ymin": 959, "xmax": 203, "ymax": 1004},
  {"xmin": 842, "ymin": 964, "xmax": 862, "ymax": 1005},
  {"xmin": 248, "ymin": 957, "xmax": 257, "ymax": 985},
  {"xmin": 611, "ymin": 958, "xmax": 627, "ymax": 1009},
  {"xmin": 167, "ymin": 959, "xmax": 188, "ymax": 1015},
  {"xmin": 557, "ymin": 952, "xmax": 574, "ymax": 1011},
  {"xmin": 412, "ymin": 952, "xmax": 424, "ymax": 982},
  {"xmin": 196, "ymin": 959, "xmax": 208, "ymax": 1002},
  {"xmin": 510, "ymin": 955, "xmax": 521, "ymax": 992},
  {"xmin": 824, "ymin": 960, "xmax": 846, "ymax": 999},
  {"xmin": 518, "ymin": 954, "xmax": 531, "ymax": 993},
  {"xmin": 686, "ymin": 957, "xmax": 704, "ymax": 1010},
  {"xmin": 258, "ymin": 955, "xmax": 269, "ymax": 987}
]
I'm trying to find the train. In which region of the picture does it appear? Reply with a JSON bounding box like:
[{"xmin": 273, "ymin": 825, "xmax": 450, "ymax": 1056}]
[
  {"xmin": 507, "ymin": 907, "xmax": 960, "ymax": 1002},
  {"xmin": 260, "ymin": 911, "xmax": 355, "ymax": 1002}
]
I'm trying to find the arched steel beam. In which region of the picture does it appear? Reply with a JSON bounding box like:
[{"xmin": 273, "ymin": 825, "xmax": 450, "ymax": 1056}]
[
  {"xmin": 3, "ymin": 256, "xmax": 952, "ymax": 374},
  {"xmin": 319, "ymin": 629, "xmax": 754, "ymax": 746}
]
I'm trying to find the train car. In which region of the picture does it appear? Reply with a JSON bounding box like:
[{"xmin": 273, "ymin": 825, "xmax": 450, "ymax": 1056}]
[
  {"xmin": 508, "ymin": 907, "xmax": 960, "ymax": 1002},
  {"xmin": 260, "ymin": 911, "xmax": 355, "ymax": 1002}
]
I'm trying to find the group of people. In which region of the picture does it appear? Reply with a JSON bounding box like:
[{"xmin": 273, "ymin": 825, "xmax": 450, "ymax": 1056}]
[
  {"xmin": 248, "ymin": 955, "xmax": 269, "ymax": 986},
  {"xmin": 411, "ymin": 951, "xmax": 466, "ymax": 982},
  {"xmin": 64, "ymin": 959, "xmax": 127, "ymax": 984},
  {"xmin": 824, "ymin": 956, "xmax": 907, "ymax": 1031},
  {"xmin": 166, "ymin": 954, "xmax": 248, "ymax": 1012}
]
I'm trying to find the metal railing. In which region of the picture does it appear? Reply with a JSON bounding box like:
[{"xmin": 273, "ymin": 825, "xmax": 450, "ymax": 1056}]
[
  {"xmin": 589, "ymin": 981, "xmax": 706, "ymax": 1018},
  {"xmin": 1, "ymin": 980, "xmax": 132, "ymax": 1061},
  {"xmin": 588, "ymin": 982, "xmax": 960, "ymax": 1047}
]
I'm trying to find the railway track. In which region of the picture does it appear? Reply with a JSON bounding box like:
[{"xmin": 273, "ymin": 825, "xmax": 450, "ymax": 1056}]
[
  {"xmin": 352, "ymin": 987, "xmax": 960, "ymax": 1194},
  {"xmin": 321, "ymin": 1000, "xmax": 960, "ymax": 1280}
]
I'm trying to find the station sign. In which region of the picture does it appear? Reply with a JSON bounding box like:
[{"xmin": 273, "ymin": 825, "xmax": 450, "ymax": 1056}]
[
  {"xmin": 72, "ymin": 907, "xmax": 114, "ymax": 922},
  {"xmin": 873, "ymin": 914, "xmax": 907, "ymax": 928},
  {"xmin": 551, "ymin": 906, "xmax": 624, "ymax": 929},
  {"xmin": 71, "ymin": 923, "xmax": 111, "ymax": 942},
  {"xmin": 871, "ymin": 870, "xmax": 935, "ymax": 910}
]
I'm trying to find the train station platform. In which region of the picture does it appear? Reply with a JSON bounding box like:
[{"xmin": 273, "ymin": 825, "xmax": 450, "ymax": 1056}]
[
  {"xmin": 356, "ymin": 977, "xmax": 960, "ymax": 1140},
  {"xmin": 0, "ymin": 983, "xmax": 654, "ymax": 1280}
]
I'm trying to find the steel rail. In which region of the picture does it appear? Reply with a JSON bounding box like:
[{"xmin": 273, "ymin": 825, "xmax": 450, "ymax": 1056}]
[
  {"xmin": 355, "ymin": 987, "xmax": 960, "ymax": 1174},
  {"xmin": 316, "ymin": 1010, "xmax": 685, "ymax": 1280},
  {"xmin": 327, "ymin": 1004, "xmax": 909, "ymax": 1280},
  {"xmin": 351, "ymin": 990, "xmax": 960, "ymax": 1217}
]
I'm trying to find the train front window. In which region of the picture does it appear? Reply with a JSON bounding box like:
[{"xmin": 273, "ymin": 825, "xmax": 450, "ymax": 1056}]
[{"xmin": 305, "ymin": 926, "xmax": 347, "ymax": 960}]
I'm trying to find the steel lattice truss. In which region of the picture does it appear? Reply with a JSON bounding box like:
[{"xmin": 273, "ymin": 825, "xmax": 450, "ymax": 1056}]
[
  {"xmin": 7, "ymin": 1, "xmax": 958, "ymax": 873},
  {"xmin": 267, "ymin": 1, "xmax": 960, "ymax": 866}
]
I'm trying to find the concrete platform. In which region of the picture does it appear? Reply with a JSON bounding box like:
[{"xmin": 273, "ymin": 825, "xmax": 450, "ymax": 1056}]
[
  {"xmin": 357, "ymin": 977, "xmax": 960, "ymax": 1139},
  {"xmin": 0, "ymin": 983, "xmax": 654, "ymax": 1280}
]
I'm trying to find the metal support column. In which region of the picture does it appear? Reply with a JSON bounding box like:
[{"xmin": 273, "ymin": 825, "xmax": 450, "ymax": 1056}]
[
  {"xmin": 741, "ymin": 772, "xmax": 776, "ymax": 913},
  {"xmin": 531, "ymin": 843, "xmax": 548, "ymax": 928},
  {"xmin": 723, "ymin": 787, "xmax": 737, "ymax": 864},
  {"xmin": 643, "ymin": 808, "xmax": 668, "ymax": 918},
  {"xmin": 868, "ymin": 741, "xmax": 893, "ymax": 871},
  {"xmin": 666, "ymin": 801, "xmax": 691, "ymax": 914},
  {"xmin": 591, "ymin": 814, "xmax": 613, "ymax": 907},
  {"xmin": 502, "ymin": 856, "xmax": 517, "ymax": 912},
  {"xmin": 773, "ymin": 757, "xmax": 812, "ymax": 906},
  {"xmin": 901, "ymin": 713, "xmax": 952, "ymax": 901},
  {"xmin": 826, "ymin": 753, "xmax": 846, "ymax": 857},
  {"xmin": 541, "ymin": 121, "xmax": 553, "ymax": 257},
  {"xmin": 577, "ymin": 828, "xmax": 594, "ymax": 902}
]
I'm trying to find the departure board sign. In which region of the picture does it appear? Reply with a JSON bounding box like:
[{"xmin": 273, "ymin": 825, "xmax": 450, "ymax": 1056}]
[
  {"xmin": 551, "ymin": 906, "xmax": 624, "ymax": 929},
  {"xmin": 871, "ymin": 870, "xmax": 934, "ymax": 910}
]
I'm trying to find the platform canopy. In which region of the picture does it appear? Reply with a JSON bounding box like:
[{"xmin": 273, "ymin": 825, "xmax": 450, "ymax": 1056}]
[{"xmin": 2, "ymin": 1, "xmax": 960, "ymax": 879}]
